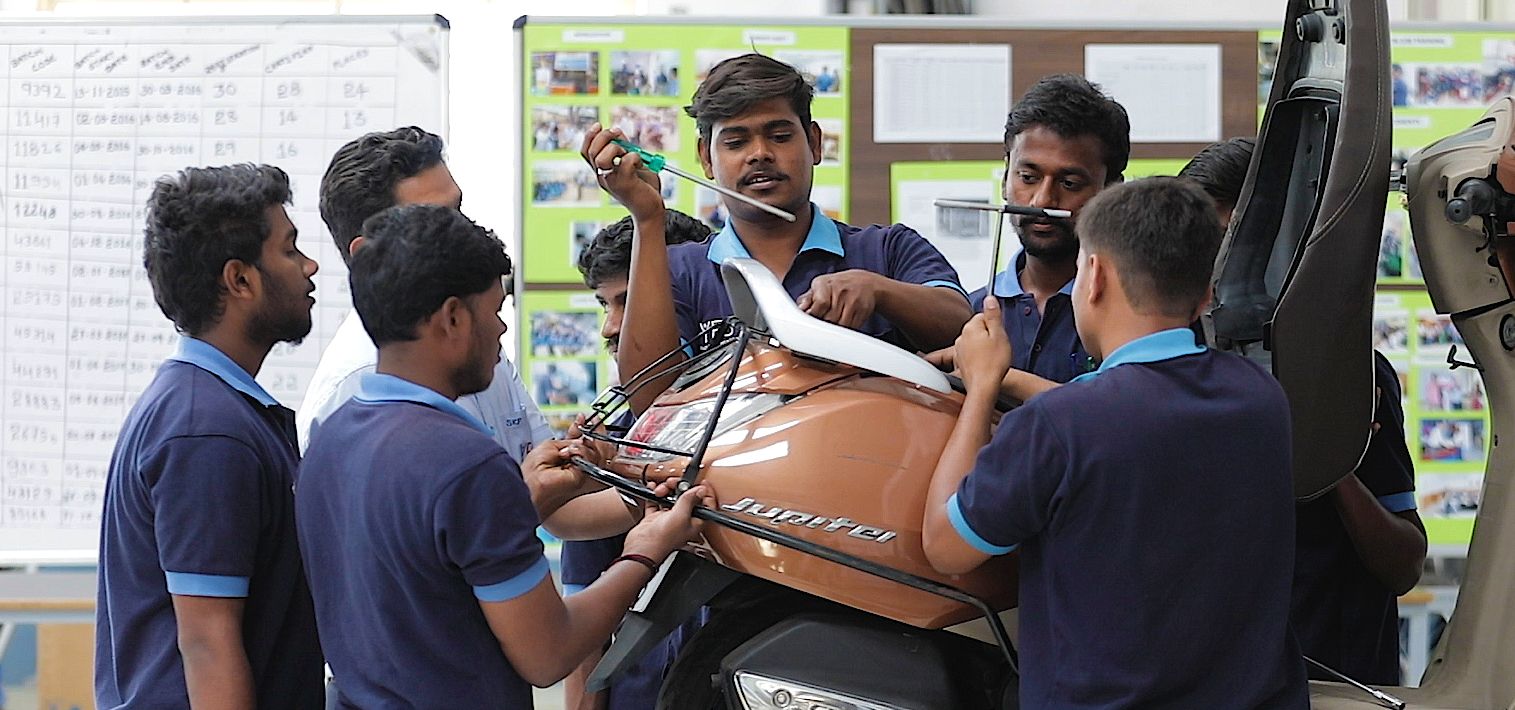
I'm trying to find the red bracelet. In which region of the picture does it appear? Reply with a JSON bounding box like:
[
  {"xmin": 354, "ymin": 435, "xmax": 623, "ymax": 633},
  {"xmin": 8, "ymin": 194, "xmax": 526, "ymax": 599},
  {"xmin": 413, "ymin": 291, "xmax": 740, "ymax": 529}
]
[{"xmin": 612, "ymin": 553, "xmax": 660, "ymax": 575}]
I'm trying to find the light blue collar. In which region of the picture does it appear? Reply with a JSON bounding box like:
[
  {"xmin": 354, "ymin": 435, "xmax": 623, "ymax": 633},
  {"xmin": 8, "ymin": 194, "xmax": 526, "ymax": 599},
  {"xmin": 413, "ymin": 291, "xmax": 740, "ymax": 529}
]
[
  {"xmin": 1070, "ymin": 328, "xmax": 1205, "ymax": 383},
  {"xmin": 706, "ymin": 203, "xmax": 842, "ymax": 264},
  {"xmin": 166, "ymin": 337, "xmax": 278, "ymax": 407},
  {"xmin": 354, "ymin": 373, "xmax": 494, "ymax": 437},
  {"xmin": 989, "ymin": 252, "xmax": 1075, "ymax": 299}
]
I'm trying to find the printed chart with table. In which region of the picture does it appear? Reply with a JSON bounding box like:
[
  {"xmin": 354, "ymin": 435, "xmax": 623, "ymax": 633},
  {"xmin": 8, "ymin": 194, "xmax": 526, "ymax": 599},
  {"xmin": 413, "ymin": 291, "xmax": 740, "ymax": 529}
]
[{"xmin": 0, "ymin": 17, "xmax": 449, "ymax": 561}]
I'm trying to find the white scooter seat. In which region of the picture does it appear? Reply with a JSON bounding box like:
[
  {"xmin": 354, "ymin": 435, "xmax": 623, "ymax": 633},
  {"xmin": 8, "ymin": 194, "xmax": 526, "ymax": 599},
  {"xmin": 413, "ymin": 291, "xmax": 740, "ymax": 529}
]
[{"xmin": 719, "ymin": 257, "xmax": 952, "ymax": 394}]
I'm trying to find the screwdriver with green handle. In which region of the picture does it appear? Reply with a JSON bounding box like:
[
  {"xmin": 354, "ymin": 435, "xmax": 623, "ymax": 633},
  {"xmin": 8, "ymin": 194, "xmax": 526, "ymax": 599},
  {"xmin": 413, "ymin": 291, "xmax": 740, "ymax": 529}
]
[{"xmin": 611, "ymin": 138, "xmax": 797, "ymax": 222}]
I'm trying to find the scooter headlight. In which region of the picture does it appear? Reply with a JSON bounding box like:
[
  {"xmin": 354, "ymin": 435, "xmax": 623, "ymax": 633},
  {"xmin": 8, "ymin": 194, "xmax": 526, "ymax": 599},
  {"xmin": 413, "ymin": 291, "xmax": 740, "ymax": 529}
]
[
  {"xmin": 621, "ymin": 393, "xmax": 785, "ymax": 462},
  {"xmin": 732, "ymin": 671, "xmax": 905, "ymax": 710}
]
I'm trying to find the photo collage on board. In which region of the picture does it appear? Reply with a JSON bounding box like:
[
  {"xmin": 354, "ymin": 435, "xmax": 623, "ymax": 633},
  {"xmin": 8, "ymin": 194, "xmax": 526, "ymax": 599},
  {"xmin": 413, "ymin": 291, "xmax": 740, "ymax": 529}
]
[{"xmin": 520, "ymin": 24, "xmax": 850, "ymax": 433}]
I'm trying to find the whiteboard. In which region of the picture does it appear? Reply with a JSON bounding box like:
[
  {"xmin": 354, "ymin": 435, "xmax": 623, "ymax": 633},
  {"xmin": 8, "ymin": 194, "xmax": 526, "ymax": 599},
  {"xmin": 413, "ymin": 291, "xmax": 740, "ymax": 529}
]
[{"xmin": 0, "ymin": 16, "xmax": 449, "ymax": 563}]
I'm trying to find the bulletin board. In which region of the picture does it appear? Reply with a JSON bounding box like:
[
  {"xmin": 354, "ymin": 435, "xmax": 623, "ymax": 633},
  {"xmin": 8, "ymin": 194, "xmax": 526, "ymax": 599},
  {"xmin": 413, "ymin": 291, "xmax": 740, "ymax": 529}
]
[
  {"xmin": 513, "ymin": 15, "xmax": 1257, "ymax": 436},
  {"xmin": 515, "ymin": 19, "xmax": 851, "ymax": 434},
  {"xmin": 514, "ymin": 16, "xmax": 1506, "ymax": 551}
]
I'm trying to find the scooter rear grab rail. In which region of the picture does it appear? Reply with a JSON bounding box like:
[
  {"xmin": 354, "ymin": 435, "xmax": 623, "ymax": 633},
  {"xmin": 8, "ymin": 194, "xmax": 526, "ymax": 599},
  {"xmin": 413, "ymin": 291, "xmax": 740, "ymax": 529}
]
[
  {"xmin": 566, "ymin": 453, "xmax": 1021, "ymax": 673},
  {"xmin": 574, "ymin": 312, "xmax": 1020, "ymax": 672}
]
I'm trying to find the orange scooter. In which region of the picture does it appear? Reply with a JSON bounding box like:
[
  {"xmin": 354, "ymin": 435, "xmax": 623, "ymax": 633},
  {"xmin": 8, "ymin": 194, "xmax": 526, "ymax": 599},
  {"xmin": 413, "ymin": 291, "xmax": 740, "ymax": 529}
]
[{"xmin": 576, "ymin": 254, "xmax": 1023, "ymax": 709}]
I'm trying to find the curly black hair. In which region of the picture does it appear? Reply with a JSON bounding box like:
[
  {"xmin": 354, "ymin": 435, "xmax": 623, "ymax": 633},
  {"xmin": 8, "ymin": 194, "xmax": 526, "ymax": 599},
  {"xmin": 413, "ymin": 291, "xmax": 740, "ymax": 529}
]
[
  {"xmin": 1178, "ymin": 137, "xmax": 1256, "ymax": 210},
  {"xmin": 319, "ymin": 126, "xmax": 446, "ymax": 264},
  {"xmin": 577, "ymin": 209, "xmax": 713, "ymax": 289},
  {"xmin": 350, "ymin": 205, "xmax": 512, "ymax": 346},
  {"xmin": 142, "ymin": 164, "xmax": 292, "ymax": 336},
  {"xmin": 686, "ymin": 53, "xmax": 814, "ymax": 140},
  {"xmin": 1006, "ymin": 74, "xmax": 1131, "ymax": 184}
]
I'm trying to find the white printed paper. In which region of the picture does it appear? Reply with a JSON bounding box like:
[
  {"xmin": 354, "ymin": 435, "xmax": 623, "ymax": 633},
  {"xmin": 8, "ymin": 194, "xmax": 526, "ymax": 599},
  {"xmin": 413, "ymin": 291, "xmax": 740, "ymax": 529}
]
[
  {"xmin": 874, "ymin": 44, "xmax": 1011, "ymax": 143},
  {"xmin": 1085, "ymin": 44, "xmax": 1221, "ymax": 143}
]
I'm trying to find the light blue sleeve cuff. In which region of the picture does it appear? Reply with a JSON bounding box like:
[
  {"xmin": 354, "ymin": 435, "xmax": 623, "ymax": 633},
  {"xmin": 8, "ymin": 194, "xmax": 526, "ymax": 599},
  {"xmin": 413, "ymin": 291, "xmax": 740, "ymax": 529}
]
[
  {"xmin": 679, "ymin": 337, "xmax": 695, "ymax": 358},
  {"xmin": 164, "ymin": 572, "xmax": 250, "ymax": 598},
  {"xmin": 1377, "ymin": 491, "xmax": 1417, "ymax": 513},
  {"xmin": 947, "ymin": 492, "xmax": 1017, "ymax": 555},
  {"xmin": 562, "ymin": 583, "xmax": 588, "ymax": 596},
  {"xmin": 923, "ymin": 279, "xmax": 971, "ymax": 300},
  {"xmin": 473, "ymin": 556, "xmax": 550, "ymax": 602}
]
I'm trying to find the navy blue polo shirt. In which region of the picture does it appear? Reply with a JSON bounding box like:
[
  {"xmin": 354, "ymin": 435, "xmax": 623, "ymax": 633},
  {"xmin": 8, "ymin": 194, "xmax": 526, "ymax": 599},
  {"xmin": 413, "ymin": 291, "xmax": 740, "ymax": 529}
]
[
  {"xmin": 297, "ymin": 373, "xmax": 550, "ymax": 709},
  {"xmin": 1291, "ymin": 352, "xmax": 1417, "ymax": 685},
  {"xmin": 968, "ymin": 254, "xmax": 1091, "ymax": 383},
  {"xmin": 668, "ymin": 204, "xmax": 967, "ymax": 353},
  {"xmin": 96, "ymin": 337, "xmax": 322, "ymax": 709},
  {"xmin": 949, "ymin": 329, "xmax": 1308, "ymax": 709}
]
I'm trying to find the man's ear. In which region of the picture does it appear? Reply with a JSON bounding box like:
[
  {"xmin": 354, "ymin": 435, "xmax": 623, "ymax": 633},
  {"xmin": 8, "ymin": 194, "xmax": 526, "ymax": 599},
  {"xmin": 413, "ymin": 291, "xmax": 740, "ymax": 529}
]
[
  {"xmin": 999, "ymin": 155, "xmax": 1014, "ymax": 201},
  {"xmin": 697, "ymin": 136, "xmax": 714, "ymax": 180},
  {"xmin": 808, "ymin": 121, "xmax": 823, "ymax": 167},
  {"xmin": 348, "ymin": 235, "xmax": 367, "ymax": 257},
  {"xmin": 1192, "ymin": 283, "xmax": 1215, "ymax": 322},
  {"xmin": 221, "ymin": 259, "xmax": 259, "ymax": 304},
  {"xmin": 436, "ymin": 295, "xmax": 472, "ymax": 340},
  {"xmin": 1084, "ymin": 252, "xmax": 1107, "ymax": 306}
]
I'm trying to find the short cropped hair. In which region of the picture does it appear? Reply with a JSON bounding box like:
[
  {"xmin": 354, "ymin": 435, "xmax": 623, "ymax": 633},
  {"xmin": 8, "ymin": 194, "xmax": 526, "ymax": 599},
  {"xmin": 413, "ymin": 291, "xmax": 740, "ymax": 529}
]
[
  {"xmin": 1178, "ymin": 137, "xmax": 1256, "ymax": 209},
  {"xmin": 319, "ymin": 126, "xmax": 446, "ymax": 264},
  {"xmin": 143, "ymin": 164, "xmax": 292, "ymax": 336},
  {"xmin": 1006, "ymin": 74, "xmax": 1131, "ymax": 184},
  {"xmin": 686, "ymin": 53, "xmax": 813, "ymax": 140},
  {"xmin": 577, "ymin": 210, "xmax": 713, "ymax": 289},
  {"xmin": 350, "ymin": 205, "xmax": 512, "ymax": 346},
  {"xmin": 1077, "ymin": 177, "xmax": 1222, "ymax": 318}
]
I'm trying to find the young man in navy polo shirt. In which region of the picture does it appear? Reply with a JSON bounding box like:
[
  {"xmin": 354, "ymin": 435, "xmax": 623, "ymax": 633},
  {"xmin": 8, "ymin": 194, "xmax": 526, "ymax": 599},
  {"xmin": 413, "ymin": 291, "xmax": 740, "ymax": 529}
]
[
  {"xmin": 922, "ymin": 177, "xmax": 1308, "ymax": 708},
  {"xmin": 297, "ymin": 205, "xmax": 710, "ymax": 708},
  {"xmin": 299, "ymin": 126, "xmax": 551, "ymax": 461},
  {"xmin": 558, "ymin": 210, "xmax": 712, "ymax": 710},
  {"xmin": 581, "ymin": 53, "xmax": 972, "ymax": 412},
  {"xmin": 927, "ymin": 74, "xmax": 1131, "ymax": 397},
  {"xmin": 1181, "ymin": 137, "xmax": 1427, "ymax": 684},
  {"xmin": 96, "ymin": 164, "xmax": 324, "ymax": 709}
]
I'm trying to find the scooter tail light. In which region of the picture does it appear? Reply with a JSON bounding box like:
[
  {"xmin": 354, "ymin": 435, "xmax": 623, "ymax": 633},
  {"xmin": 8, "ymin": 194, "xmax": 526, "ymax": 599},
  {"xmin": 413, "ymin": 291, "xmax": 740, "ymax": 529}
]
[{"xmin": 620, "ymin": 393, "xmax": 785, "ymax": 462}]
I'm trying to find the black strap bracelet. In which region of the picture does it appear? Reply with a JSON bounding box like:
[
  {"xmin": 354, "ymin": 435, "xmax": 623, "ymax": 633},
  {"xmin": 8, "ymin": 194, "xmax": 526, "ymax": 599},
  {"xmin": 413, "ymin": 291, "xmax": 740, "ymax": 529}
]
[{"xmin": 611, "ymin": 553, "xmax": 660, "ymax": 576}]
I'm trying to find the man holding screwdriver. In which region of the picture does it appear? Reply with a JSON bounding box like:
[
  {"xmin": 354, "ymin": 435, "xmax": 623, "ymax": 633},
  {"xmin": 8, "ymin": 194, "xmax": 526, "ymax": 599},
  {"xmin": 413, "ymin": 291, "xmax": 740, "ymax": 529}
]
[
  {"xmin": 581, "ymin": 53, "xmax": 972, "ymax": 413},
  {"xmin": 926, "ymin": 74, "xmax": 1132, "ymax": 393}
]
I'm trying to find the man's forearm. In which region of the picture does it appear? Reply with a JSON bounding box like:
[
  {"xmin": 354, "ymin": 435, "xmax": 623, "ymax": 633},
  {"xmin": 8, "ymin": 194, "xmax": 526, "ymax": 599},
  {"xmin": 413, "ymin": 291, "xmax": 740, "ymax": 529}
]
[
  {"xmin": 929, "ymin": 387, "xmax": 997, "ymax": 512},
  {"xmin": 180, "ymin": 636, "xmax": 255, "ymax": 710},
  {"xmin": 876, "ymin": 281, "xmax": 973, "ymax": 352},
  {"xmin": 922, "ymin": 386, "xmax": 998, "ymax": 573},
  {"xmin": 541, "ymin": 489, "xmax": 640, "ymax": 541},
  {"xmin": 619, "ymin": 211, "xmax": 687, "ymax": 413},
  {"xmin": 1333, "ymin": 474, "xmax": 1427, "ymax": 595},
  {"xmin": 1000, "ymin": 369, "xmax": 1057, "ymax": 402}
]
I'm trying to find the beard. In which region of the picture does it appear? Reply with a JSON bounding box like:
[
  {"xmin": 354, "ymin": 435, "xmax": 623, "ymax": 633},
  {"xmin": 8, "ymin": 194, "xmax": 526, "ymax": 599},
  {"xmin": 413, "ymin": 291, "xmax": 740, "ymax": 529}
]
[
  {"xmin": 1015, "ymin": 218, "xmax": 1080, "ymax": 262},
  {"xmin": 453, "ymin": 333, "xmax": 498, "ymax": 397},
  {"xmin": 247, "ymin": 271, "xmax": 313, "ymax": 346}
]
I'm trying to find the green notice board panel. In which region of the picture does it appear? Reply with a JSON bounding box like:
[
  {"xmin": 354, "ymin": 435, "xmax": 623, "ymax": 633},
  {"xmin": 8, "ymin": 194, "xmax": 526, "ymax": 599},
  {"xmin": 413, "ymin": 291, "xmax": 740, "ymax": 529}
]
[
  {"xmin": 516, "ymin": 289, "xmax": 608, "ymax": 436},
  {"xmin": 521, "ymin": 23, "xmax": 850, "ymax": 284},
  {"xmin": 1373, "ymin": 291, "xmax": 1488, "ymax": 547}
]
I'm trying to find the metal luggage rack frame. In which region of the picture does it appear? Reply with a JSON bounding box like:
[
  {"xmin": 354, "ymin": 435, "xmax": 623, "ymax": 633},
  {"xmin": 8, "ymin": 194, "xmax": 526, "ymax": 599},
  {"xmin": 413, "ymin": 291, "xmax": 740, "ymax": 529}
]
[{"xmin": 570, "ymin": 317, "xmax": 1021, "ymax": 672}]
